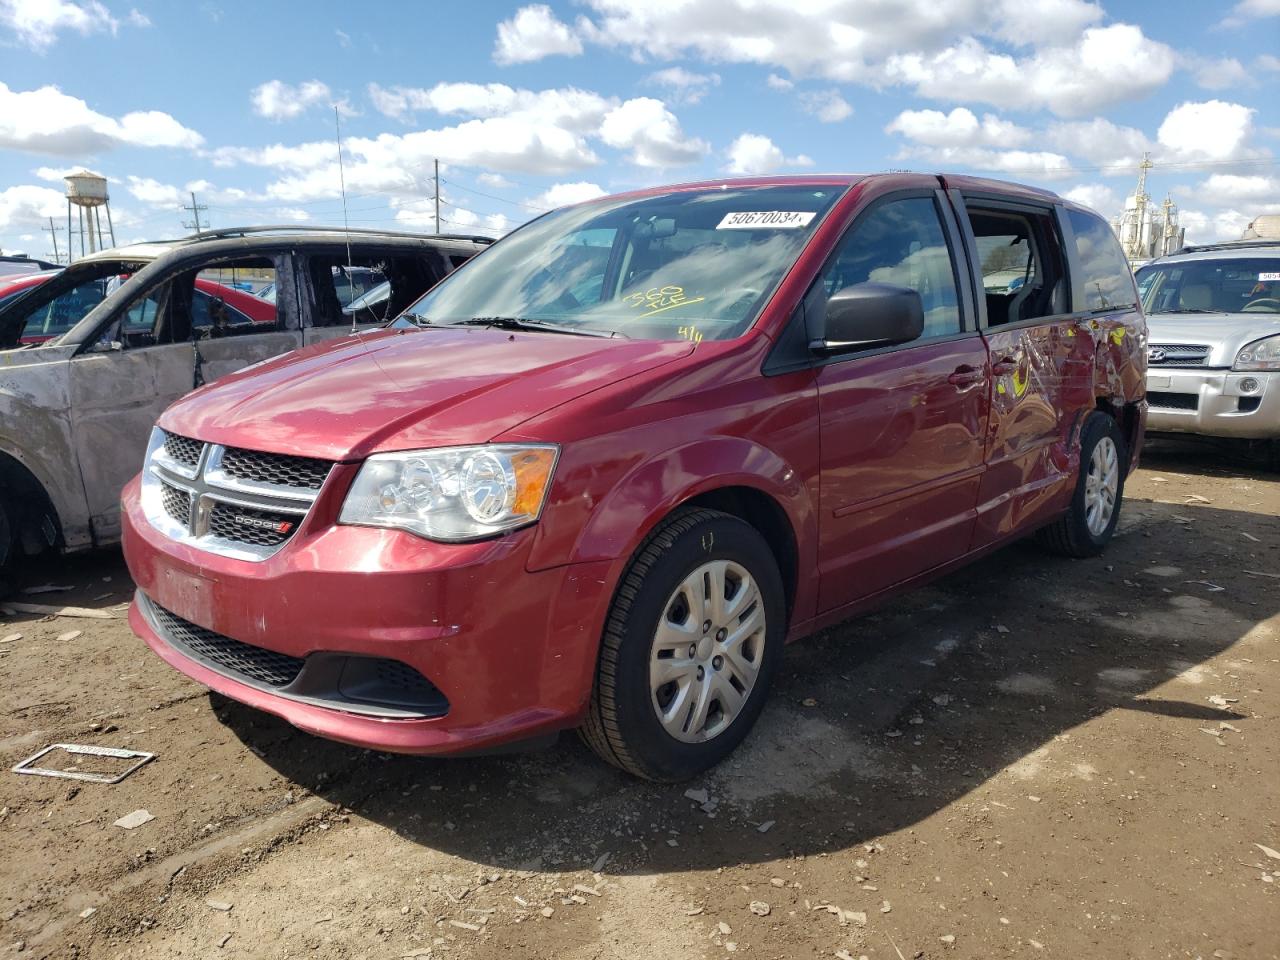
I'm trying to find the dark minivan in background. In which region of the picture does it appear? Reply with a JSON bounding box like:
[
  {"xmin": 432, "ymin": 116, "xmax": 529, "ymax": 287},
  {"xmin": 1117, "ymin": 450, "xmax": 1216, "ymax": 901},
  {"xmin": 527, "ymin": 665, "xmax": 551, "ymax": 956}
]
[{"xmin": 122, "ymin": 174, "xmax": 1146, "ymax": 781}]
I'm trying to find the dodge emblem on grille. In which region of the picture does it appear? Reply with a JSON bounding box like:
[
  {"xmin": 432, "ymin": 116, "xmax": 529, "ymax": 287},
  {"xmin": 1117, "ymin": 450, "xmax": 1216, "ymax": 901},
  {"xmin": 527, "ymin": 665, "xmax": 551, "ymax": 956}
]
[
  {"xmin": 232, "ymin": 514, "xmax": 294, "ymax": 534},
  {"xmin": 1147, "ymin": 347, "xmax": 1166, "ymax": 364}
]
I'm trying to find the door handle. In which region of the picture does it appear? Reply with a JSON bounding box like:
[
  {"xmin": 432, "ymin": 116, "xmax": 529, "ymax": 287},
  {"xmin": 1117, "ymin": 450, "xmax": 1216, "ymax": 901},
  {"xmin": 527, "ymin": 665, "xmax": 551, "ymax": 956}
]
[
  {"xmin": 991, "ymin": 356, "xmax": 1019, "ymax": 375},
  {"xmin": 947, "ymin": 365, "xmax": 983, "ymax": 386}
]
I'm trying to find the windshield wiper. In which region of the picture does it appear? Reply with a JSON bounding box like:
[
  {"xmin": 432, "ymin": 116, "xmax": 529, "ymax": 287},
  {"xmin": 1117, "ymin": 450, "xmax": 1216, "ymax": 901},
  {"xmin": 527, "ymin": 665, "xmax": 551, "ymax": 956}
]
[
  {"xmin": 1156, "ymin": 308, "xmax": 1219, "ymax": 314},
  {"xmin": 453, "ymin": 316, "xmax": 623, "ymax": 338}
]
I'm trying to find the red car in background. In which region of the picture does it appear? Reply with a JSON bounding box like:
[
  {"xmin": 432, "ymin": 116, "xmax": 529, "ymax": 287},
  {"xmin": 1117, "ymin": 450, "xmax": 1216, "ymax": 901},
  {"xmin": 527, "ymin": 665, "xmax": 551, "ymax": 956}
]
[{"xmin": 0, "ymin": 270, "xmax": 276, "ymax": 344}]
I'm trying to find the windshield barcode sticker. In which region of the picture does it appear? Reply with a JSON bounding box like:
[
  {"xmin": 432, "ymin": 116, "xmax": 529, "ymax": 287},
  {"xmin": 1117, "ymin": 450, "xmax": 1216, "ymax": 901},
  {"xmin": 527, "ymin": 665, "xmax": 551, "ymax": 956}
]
[
  {"xmin": 1258, "ymin": 272, "xmax": 1280, "ymax": 281},
  {"xmin": 716, "ymin": 211, "xmax": 816, "ymax": 230}
]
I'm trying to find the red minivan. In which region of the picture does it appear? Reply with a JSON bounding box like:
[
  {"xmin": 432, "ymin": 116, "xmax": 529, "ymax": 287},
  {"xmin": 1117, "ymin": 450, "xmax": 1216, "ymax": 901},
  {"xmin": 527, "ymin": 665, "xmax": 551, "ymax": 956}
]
[{"xmin": 122, "ymin": 174, "xmax": 1146, "ymax": 781}]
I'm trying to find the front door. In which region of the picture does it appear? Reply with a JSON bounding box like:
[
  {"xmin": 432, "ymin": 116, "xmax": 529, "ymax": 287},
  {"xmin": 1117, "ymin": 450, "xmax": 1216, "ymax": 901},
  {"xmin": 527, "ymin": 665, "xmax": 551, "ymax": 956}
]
[
  {"xmin": 67, "ymin": 257, "xmax": 298, "ymax": 542},
  {"xmin": 816, "ymin": 193, "xmax": 989, "ymax": 614}
]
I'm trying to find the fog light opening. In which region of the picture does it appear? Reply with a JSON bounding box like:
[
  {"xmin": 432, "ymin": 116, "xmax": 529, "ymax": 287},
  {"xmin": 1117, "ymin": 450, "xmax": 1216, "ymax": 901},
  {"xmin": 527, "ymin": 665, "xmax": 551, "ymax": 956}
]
[{"xmin": 1238, "ymin": 377, "xmax": 1260, "ymax": 394}]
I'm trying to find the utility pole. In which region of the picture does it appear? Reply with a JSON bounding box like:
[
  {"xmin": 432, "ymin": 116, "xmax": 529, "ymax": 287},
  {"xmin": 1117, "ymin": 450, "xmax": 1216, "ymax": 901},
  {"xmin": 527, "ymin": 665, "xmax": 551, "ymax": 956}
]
[
  {"xmin": 182, "ymin": 191, "xmax": 208, "ymax": 233},
  {"xmin": 44, "ymin": 217, "xmax": 61, "ymax": 264},
  {"xmin": 434, "ymin": 159, "xmax": 440, "ymax": 235}
]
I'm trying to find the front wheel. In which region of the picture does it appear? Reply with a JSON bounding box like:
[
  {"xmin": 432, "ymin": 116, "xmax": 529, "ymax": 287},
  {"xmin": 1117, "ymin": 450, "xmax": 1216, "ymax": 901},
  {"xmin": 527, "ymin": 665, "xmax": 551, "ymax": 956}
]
[
  {"xmin": 581, "ymin": 508, "xmax": 786, "ymax": 782},
  {"xmin": 1037, "ymin": 411, "xmax": 1127, "ymax": 557}
]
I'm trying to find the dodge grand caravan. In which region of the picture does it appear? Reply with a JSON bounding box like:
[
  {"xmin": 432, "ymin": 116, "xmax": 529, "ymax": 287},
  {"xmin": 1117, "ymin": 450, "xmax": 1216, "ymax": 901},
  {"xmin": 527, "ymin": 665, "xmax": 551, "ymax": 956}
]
[{"xmin": 122, "ymin": 175, "xmax": 1147, "ymax": 781}]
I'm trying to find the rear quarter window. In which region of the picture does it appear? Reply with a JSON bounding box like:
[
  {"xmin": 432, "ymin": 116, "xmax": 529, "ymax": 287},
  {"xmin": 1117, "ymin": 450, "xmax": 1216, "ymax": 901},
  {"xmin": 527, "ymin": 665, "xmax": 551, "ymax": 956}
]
[{"xmin": 1066, "ymin": 209, "xmax": 1138, "ymax": 312}]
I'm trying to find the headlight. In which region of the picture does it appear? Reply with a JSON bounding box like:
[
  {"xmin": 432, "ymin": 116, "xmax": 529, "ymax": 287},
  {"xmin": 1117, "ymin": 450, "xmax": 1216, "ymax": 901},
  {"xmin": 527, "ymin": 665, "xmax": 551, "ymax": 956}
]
[
  {"xmin": 1234, "ymin": 334, "xmax": 1280, "ymax": 371},
  {"xmin": 338, "ymin": 444, "xmax": 558, "ymax": 542}
]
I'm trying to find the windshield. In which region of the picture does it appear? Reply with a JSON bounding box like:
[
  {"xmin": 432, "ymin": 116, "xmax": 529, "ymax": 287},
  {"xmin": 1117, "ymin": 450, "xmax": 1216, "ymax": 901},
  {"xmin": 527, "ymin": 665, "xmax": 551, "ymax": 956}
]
[
  {"xmin": 403, "ymin": 185, "xmax": 846, "ymax": 341},
  {"xmin": 1136, "ymin": 257, "xmax": 1280, "ymax": 315}
]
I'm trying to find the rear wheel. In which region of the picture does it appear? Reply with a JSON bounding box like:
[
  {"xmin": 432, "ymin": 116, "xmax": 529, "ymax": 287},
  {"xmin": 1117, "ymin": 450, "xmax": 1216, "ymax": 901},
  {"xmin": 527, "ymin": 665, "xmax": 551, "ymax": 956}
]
[
  {"xmin": 1037, "ymin": 411, "xmax": 1126, "ymax": 557},
  {"xmin": 581, "ymin": 508, "xmax": 785, "ymax": 782}
]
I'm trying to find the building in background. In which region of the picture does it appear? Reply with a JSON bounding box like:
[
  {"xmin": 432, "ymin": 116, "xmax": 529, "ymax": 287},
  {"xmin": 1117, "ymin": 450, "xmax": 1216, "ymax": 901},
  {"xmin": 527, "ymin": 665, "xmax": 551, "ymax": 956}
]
[
  {"xmin": 1242, "ymin": 215, "xmax": 1280, "ymax": 241},
  {"xmin": 1111, "ymin": 153, "xmax": 1184, "ymax": 264}
]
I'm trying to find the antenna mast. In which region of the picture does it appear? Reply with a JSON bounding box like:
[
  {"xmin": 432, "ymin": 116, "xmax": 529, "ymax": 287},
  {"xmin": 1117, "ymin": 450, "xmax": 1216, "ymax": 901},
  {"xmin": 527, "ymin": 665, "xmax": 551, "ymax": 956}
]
[{"xmin": 335, "ymin": 106, "xmax": 357, "ymax": 334}]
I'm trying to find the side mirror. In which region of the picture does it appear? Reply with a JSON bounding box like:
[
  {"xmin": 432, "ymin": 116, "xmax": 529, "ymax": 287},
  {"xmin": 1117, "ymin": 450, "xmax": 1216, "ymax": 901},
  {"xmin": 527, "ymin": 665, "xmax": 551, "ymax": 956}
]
[{"xmin": 811, "ymin": 282, "xmax": 925, "ymax": 352}]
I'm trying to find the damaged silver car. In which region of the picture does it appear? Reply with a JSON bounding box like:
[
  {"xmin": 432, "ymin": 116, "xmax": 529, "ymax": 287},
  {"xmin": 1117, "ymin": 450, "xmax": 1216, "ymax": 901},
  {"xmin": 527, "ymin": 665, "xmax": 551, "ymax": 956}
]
[{"xmin": 0, "ymin": 226, "xmax": 489, "ymax": 578}]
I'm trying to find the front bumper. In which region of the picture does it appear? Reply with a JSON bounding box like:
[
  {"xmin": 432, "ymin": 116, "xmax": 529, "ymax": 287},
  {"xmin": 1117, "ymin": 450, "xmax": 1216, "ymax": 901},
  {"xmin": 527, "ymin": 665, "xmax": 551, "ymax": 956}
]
[
  {"xmin": 121, "ymin": 475, "xmax": 616, "ymax": 755},
  {"xmin": 1145, "ymin": 369, "xmax": 1278, "ymax": 439}
]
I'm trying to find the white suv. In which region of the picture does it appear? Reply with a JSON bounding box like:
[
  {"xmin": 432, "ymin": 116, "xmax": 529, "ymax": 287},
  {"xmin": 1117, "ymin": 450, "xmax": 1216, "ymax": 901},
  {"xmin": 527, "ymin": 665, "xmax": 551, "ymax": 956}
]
[{"xmin": 1136, "ymin": 241, "xmax": 1280, "ymax": 464}]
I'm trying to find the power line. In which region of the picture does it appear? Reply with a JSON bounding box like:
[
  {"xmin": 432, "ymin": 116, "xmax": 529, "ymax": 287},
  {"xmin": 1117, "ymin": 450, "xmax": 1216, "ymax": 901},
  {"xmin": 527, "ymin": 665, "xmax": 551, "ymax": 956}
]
[{"xmin": 439, "ymin": 177, "xmax": 548, "ymax": 212}]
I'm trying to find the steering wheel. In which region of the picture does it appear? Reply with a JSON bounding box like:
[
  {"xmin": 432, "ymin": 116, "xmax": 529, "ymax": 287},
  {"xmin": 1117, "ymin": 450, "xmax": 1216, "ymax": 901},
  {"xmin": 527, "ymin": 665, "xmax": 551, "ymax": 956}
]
[{"xmin": 1241, "ymin": 298, "xmax": 1280, "ymax": 312}]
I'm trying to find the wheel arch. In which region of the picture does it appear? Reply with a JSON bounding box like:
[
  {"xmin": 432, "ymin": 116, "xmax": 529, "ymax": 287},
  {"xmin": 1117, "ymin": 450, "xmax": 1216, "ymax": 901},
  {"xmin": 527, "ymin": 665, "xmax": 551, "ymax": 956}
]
[
  {"xmin": 0, "ymin": 445, "xmax": 64, "ymax": 558},
  {"xmin": 561, "ymin": 436, "xmax": 817, "ymax": 631}
]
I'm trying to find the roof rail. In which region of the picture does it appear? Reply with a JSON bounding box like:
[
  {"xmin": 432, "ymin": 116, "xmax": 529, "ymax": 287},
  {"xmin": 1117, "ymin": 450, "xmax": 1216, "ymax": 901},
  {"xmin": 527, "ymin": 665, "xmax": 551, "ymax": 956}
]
[
  {"xmin": 183, "ymin": 225, "xmax": 495, "ymax": 244},
  {"xmin": 1178, "ymin": 238, "xmax": 1279, "ymax": 253}
]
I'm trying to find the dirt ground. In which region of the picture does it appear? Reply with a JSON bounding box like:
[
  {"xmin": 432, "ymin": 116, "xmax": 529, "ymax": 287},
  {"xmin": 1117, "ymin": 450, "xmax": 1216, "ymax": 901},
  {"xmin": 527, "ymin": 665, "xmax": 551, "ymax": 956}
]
[{"xmin": 1, "ymin": 438, "xmax": 1277, "ymax": 960}]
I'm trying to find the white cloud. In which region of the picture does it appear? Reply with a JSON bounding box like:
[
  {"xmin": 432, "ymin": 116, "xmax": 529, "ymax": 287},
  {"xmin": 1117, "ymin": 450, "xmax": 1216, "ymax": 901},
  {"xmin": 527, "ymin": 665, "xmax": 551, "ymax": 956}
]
[
  {"xmin": 216, "ymin": 117, "xmax": 603, "ymax": 203},
  {"xmin": 799, "ymin": 89, "xmax": 852, "ymax": 123},
  {"xmin": 1178, "ymin": 207, "xmax": 1253, "ymax": 243},
  {"xmin": 0, "ymin": 184, "xmax": 69, "ymax": 231},
  {"xmin": 1062, "ymin": 183, "xmax": 1118, "ymax": 213},
  {"xmin": 900, "ymin": 146, "xmax": 1075, "ymax": 179},
  {"xmin": 989, "ymin": 0, "xmax": 1102, "ymax": 46},
  {"xmin": 335, "ymin": 28, "xmax": 351, "ymax": 47},
  {"xmin": 126, "ymin": 7, "xmax": 148, "ymax": 26},
  {"xmin": 477, "ymin": 172, "xmax": 514, "ymax": 189},
  {"xmin": 1258, "ymin": 54, "xmax": 1280, "ymax": 71},
  {"xmin": 125, "ymin": 175, "xmax": 184, "ymax": 207},
  {"xmin": 1190, "ymin": 173, "xmax": 1280, "ymax": 208},
  {"xmin": 0, "ymin": 81, "xmax": 203, "ymax": 155},
  {"xmin": 1223, "ymin": 0, "xmax": 1280, "ymax": 27},
  {"xmin": 494, "ymin": 3, "xmax": 583, "ymax": 65},
  {"xmin": 0, "ymin": 0, "xmax": 119, "ymax": 51},
  {"xmin": 887, "ymin": 107, "xmax": 1030, "ymax": 148},
  {"xmin": 1157, "ymin": 100, "xmax": 1259, "ymax": 162},
  {"xmin": 1045, "ymin": 116, "xmax": 1151, "ymax": 165},
  {"xmin": 368, "ymin": 82, "xmax": 613, "ymax": 134},
  {"xmin": 599, "ymin": 97, "xmax": 709, "ymax": 167},
  {"xmin": 646, "ymin": 66, "xmax": 720, "ymax": 104},
  {"xmin": 1187, "ymin": 55, "xmax": 1250, "ymax": 90},
  {"xmin": 534, "ymin": 181, "xmax": 607, "ymax": 208},
  {"xmin": 725, "ymin": 133, "xmax": 813, "ymax": 175},
  {"xmin": 886, "ymin": 24, "xmax": 1175, "ymax": 116},
  {"xmin": 766, "ymin": 73, "xmax": 793, "ymax": 91},
  {"xmin": 251, "ymin": 80, "xmax": 332, "ymax": 121}
]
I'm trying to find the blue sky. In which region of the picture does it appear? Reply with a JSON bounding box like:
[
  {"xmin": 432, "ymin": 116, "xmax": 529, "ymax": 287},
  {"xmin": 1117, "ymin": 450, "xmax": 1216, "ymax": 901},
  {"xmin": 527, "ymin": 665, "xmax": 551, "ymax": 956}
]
[{"xmin": 0, "ymin": 0, "xmax": 1276, "ymax": 258}]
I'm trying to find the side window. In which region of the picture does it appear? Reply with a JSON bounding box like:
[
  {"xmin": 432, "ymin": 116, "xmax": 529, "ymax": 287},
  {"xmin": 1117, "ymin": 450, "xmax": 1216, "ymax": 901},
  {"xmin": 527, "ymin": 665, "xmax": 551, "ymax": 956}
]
[
  {"xmin": 966, "ymin": 207, "xmax": 1068, "ymax": 325},
  {"xmin": 120, "ymin": 257, "xmax": 281, "ymax": 348},
  {"xmin": 20, "ymin": 279, "xmax": 107, "ymax": 341},
  {"xmin": 820, "ymin": 196, "xmax": 961, "ymax": 340},
  {"xmin": 1067, "ymin": 209, "xmax": 1138, "ymax": 312},
  {"xmin": 308, "ymin": 253, "xmax": 437, "ymax": 327}
]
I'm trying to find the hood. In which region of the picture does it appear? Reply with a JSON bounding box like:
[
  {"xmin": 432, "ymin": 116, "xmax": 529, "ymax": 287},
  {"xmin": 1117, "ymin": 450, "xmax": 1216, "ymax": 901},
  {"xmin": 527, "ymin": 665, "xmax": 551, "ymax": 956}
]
[
  {"xmin": 158, "ymin": 326, "xmax": 695, "ymax": 460},
  {"xmin": 1145, "ymin": 311, "xmax": 1280, "ymax": 367}
]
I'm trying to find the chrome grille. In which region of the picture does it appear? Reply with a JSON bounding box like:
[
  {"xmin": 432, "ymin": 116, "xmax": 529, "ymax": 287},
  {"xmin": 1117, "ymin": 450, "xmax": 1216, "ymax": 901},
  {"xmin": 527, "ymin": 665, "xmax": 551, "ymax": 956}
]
[
  {"xmin": 161, "ymin": 431, "xmax": 202, "ymax": 469},
  {"xmin": 160, "ymin": 482, "xmax": 191, "ymax": 527},
  {"xmin": 141, "ymin": 428, "xmax": 331, "ymax": 561},
  {"xmin": 220, "ymin": 448, "xmax": 331, "ymax": 491},
  {"xmin": 1148, "ymin": 343, "xmax": 1211, "ymax": 367},
  {"xmin": 150, "ymin": 603, "xmax": 304, "ymax": 686},
  {"xmin": 208, "ymin": 502, "xmax": 297, "ymax": 548}
]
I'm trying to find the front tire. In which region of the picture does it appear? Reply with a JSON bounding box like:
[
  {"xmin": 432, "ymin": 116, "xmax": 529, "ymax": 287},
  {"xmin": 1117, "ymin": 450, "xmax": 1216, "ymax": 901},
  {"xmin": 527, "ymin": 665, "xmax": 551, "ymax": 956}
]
[
  {"xmin": 581, "ymin": 508, "xmax": 786, "ymax": 782},
  {"xmin": 1037, "ymin": 411, "xmax": 1127, "ymax": 557}
]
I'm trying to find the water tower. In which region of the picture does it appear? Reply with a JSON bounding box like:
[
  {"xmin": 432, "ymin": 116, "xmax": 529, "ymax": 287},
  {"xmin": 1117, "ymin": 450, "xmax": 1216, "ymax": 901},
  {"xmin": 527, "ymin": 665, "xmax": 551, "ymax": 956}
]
[{"xmin": 65, "ymin": 169, "xmax": 115, "ymax": 260}]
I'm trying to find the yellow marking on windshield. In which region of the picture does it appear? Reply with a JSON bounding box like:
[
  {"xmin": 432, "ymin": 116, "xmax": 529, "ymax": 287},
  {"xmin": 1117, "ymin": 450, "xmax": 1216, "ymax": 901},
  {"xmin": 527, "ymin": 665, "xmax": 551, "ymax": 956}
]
[
  {"xmin": 625, "ymin": 285, "xmax": 705, "ymax": 318},
  {"xmin": 639, "ymin": 298, "xmax": 706, "ymax": 319},
  {"xmin": 677, "ymin": 325, "xmax": 704, "ymax": 343}
]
